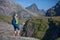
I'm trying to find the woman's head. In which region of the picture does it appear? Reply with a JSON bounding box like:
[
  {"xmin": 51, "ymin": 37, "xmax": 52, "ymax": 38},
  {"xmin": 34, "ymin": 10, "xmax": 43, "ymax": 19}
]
[
  {"xmin": 14, "ymin": 12, "xmax": 18, "ymax": 16},
  {"xmin": 15, "ymin": 13, "xmax": 18, "ymax": 16},
  {"xmin": 13, "ymin": 11, "xmax": 18, "ymax": 19}
]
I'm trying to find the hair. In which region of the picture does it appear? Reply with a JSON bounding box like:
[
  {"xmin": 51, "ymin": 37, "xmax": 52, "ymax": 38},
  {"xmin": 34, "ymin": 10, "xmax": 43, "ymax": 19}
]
[{"xmin": 12, "ymin": 12, "xmax": 16, "ymax": 19}]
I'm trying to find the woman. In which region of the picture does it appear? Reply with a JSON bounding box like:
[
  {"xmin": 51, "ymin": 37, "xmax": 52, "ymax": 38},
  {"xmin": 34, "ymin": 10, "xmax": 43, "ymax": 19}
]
[{"xmin": 12, "ymin": 12, "xmax": 21, "ymax": 36}]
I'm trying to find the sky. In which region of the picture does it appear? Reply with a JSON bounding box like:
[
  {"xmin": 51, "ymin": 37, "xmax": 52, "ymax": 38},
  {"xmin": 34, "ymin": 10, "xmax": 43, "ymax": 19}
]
[{"xmin": 12, "ymin": 0, "xmax": 59, "ymax": 10}]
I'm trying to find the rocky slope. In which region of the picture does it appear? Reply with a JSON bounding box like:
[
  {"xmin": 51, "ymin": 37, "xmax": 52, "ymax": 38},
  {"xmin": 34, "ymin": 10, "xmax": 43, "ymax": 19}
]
[
  {"xmin": 0, "ymin": 20, "xmax": 39, "ymax": 40},
  {"xmin": 26, "ymin": 3, "xmax": 45, "ymax": 15},
  {"xmin": 0, "ymin": 0, "xmax": 23, "ymax": 17}
]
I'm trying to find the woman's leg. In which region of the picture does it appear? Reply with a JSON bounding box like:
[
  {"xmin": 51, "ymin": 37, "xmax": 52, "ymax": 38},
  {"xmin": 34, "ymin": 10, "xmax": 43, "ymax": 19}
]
[
  {"xmin": 16, "ymin": 25, "xmax": 21, "ymax": 36},
  {"xmin": 14, "ymin": 26, "xmax": 17, "ymax": 36},
  {"xmin": 14, "ymin": 31, "xmax": 17, "ymax": 36},
  {"xmin": 15, "ymin": 24, "xmax": 22, "ymax": 36},
  {"xmin": 17, "ymin": 30, "xmax": 20, "ymax": 36}
]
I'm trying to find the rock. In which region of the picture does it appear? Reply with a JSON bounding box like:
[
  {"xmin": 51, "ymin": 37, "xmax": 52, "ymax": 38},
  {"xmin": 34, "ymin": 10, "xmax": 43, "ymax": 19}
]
[
  {"xmin": 0, "ymin": 35, "xmax": 39, "ymax": 40},
  {"xmin": 0, "ymin": 21, "xmax": 39, "ymax": 40}
]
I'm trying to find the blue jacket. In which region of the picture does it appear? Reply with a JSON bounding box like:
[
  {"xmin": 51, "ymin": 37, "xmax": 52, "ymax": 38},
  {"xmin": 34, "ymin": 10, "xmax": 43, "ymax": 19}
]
[{"xmin": 12, "ymin": 19, "xmax": 16, "ymax": 25}]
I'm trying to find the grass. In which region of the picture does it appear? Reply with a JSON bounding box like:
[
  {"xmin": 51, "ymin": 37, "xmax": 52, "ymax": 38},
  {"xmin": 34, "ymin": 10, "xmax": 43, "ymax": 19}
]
[
  {"xmin": 26, "ymin": 16, "xmax": 60, "ymax": 40},
  {"xmin": 56, "ymin": 38, "xmax": 60, "ymax": 40},
  {"xmin": 0, "ymin": 14, "xmax": 26, "ymax": 24},
  {"xmin": 0, "ymin": 14, "xmax": 11, "ymax": 24}
]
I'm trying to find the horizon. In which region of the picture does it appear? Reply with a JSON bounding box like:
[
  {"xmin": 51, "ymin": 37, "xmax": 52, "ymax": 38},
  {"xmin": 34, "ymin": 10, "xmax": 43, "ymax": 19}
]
[{"xmin": 12, "ymin": 0, "xmax": 59, "ymax": 11}]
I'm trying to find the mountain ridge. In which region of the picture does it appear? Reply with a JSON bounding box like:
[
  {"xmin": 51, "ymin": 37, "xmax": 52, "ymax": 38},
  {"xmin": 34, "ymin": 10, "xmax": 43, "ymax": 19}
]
[{"xmin": 26, "ymin": 3, "xmax": 46, "ymax": 15}]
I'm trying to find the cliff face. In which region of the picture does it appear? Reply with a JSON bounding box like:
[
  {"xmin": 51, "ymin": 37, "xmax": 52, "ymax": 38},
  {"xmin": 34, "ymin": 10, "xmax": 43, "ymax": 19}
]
[{"xmin": 46, "ymin": 1, "xmax": 60, "ymax": 16}]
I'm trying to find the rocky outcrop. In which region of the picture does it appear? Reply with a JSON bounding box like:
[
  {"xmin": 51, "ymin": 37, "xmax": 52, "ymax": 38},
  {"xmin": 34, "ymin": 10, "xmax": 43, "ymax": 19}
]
[
  {"xmin": 0, "ymin": 21, "xmax": 39, "ymax": 40},
  {"xmin": 0, "ymin": 35, "xmax": 39, "ymax": 40}
]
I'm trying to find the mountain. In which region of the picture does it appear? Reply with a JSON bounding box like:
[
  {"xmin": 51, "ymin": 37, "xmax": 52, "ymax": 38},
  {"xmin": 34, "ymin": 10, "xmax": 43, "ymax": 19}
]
[
  {"xmin": 26, "ymin": 3, "xmax": 46, "ymax": 16},
  {"xmin": 46, "ymin": 1, "xmax": 60, "ymax": 16},
  {"xmin": 0, "ymin": 0, "xmax": 60, "ymax": 40},
  {"xmin": 26, "ymin": 3, "xmax": 39, "ymax": 12},
  {"xmin": 0, "ymin": 0, "xmax": 39, "ymax": 20}
]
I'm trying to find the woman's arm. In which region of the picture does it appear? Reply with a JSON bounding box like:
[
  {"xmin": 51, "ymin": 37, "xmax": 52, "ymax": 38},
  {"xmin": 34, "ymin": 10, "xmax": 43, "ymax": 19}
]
[{"xmin": 15, "ymin": 16, "xmax": 19, "ymax": 24}]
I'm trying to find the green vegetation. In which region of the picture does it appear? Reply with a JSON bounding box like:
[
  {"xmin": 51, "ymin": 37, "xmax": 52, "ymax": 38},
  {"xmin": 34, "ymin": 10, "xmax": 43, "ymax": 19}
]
[
  {"xmin": 52, "ymin": 16, "xmax": 60, "ymax": 25},
  {"xmin": 26, "ymin": 16, "xmax": 60, "ymax": 40},
  {"xmin": 0, "ymin": 13, "xmax": 25, "ymax": 24},
  {"xmin": 56, "ymin": 38, "xmax": 60, "ymax": 40},
  {"xmin": 26, "ymin": 17, "xmax": 48, "ymax": 40},
  {"xmin": 0, "ymin": 14, "xmax": 11, "ymax": 24},
  {"xmin": 0, "ymin": 13, "xmax": 60, "ymax": 40}
]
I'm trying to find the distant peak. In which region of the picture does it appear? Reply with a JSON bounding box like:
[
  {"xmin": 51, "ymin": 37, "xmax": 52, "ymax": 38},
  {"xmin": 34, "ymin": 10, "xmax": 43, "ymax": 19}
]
[
  {"xmin": 26, "ymin": 3, "xmax": 39, "ymax": 12},
  {"xmin": 31, "ymin": 3, "xmax": 37, "ymax": 6},
  {"xmin": 30, "ymin": 3, "xmax": 38, "ymax": 8}
]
